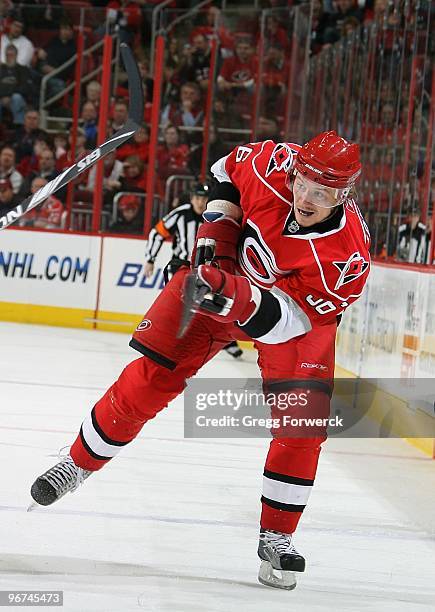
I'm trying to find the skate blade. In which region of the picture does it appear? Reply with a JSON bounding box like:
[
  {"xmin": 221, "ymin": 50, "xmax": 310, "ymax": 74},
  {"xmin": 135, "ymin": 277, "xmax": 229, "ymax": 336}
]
[
  {"xmin": 27, "ymin": 501, "xmax": 40, "ymax": 512},
  {"xmin": 258, "ymin": 560, "xmax": 297, "ymax": 590}
]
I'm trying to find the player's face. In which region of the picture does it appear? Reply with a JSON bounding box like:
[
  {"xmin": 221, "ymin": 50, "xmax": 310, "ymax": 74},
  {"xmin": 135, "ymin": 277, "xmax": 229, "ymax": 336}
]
[{"xmin": 292, "ymin": 173, "xmax": 338, "ymax": 227}]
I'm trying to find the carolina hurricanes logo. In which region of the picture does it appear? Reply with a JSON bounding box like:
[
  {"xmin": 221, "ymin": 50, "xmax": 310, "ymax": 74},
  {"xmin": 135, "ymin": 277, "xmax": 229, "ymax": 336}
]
[
  {"xmin": 333, "ymin": 252, "xmax": 369, "ymax": 290},
  {"xmin": 240, "ymin": 236, "xmax": 276, "ymax": 284},
  {"xmin": 239, "ymin": 221, "xmax": 288, "ymax": 286},
  {"xmin": 136, "ymin": 318, "xmax": 152, "ymax": 331},
  {"xmin": 266, "ymin": 143, "xmax": 294, "ymax": 177},
  {"xmin": 232, "ymin": 69, "xmax": 252, "ymax": 82}
]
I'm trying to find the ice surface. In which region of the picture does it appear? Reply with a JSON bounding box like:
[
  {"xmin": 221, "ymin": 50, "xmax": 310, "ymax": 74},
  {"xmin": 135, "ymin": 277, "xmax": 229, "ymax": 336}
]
[{"xmin": 0, "ymin": 322, "xmax": 434, "ymax": 612}]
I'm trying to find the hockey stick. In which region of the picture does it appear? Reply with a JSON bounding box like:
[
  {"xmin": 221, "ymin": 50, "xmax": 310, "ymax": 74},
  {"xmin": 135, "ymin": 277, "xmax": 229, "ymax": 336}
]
[{"xmin": 0, "ymin": 43, "xmax": 144, "ymax": 231}]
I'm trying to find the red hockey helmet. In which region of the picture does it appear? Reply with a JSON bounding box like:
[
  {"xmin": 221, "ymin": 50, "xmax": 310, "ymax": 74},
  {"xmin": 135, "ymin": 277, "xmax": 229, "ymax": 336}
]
[{"xmin": 294, "ymin": 131, "xmax": 361, "ymax": 189}]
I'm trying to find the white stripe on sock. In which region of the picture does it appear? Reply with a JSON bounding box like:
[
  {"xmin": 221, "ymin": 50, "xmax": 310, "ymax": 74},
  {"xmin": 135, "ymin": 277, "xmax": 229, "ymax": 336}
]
[
  {"xmin": 263, "ymin": 475, "xmax": 312, "ymax": 506},
  {"xmin": 81, "ymin": 415, "xmax": 122, "ymax": 458}
]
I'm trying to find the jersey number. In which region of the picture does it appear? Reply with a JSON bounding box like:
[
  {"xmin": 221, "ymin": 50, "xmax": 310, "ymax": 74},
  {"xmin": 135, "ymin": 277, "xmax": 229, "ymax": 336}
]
[{"xmin": 306, "ymin": 294, "xmax": 336, "ymax": 315}]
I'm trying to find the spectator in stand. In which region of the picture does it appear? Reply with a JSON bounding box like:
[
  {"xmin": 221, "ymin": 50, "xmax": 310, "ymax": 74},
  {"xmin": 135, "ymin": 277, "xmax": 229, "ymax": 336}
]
[
  {"xmin": 119, "ymin": 155, "xmax": 147, "ymax": 193},
  {"xmin": 116, "ymin": 123, "xmax": 149, "ymax": 164},
  {"xmin": 18, "ymin": 148, "xmax": 58, "ymax": 198},
  {"xmin": 116, "ymin": 57, "xmax": 154, "ymax": 105},
  {"xmin": 56, "ymin": 129, "xmax": 88, "ymax": 171},
  {"xmin": 212, "ymin": 93, "xmax": 245, "ymax": 133},
  {"xmin": 397, "ymin": 207, "xmax": 427, "ymax": 264},
  {"xmin": 190, "ymin": 5, "xmax": 234, "ymax": 59},
  {"xmin": 20, "ymin": 176, "xmax": 65, "ymax": 230},
  {"xmin": 323, "ymin": 0, "xmax": 363, "ymax": 43},
  {"xmin": 0, "ymin": 1, "xmax": 13, "ymax": 27},
  {"xmin": 110, "ymin": 193, "xmax": 144, "ymax": 235},
  {"xmin": 157, "ymin": 124, "xmax": 190, "ymax": 181},
  {"xmin": 0, "ymin": 145, "xmax": 23, "ymax": 193},
  {"xmin": 80, "ymin": 101, "xmax": 98, "ymax": 149},
  {"xmin": 14, "ymin": 109, "xmax": 45, "ymax": 162},
  {"xmin": 16, "ymin": 133, "xmax": 53, "ymax": 177},
  {"xmin": 111, "ymin": 99, "xmax": 129, "ymax": 131},
  {"xmin": 53, "ymin": 133, "xmax": 68, "ymax": 161},
  {"xmin": 188, "ymin": 124, "xmax": 228, "ymax": 177},
  {"xmin": 85, "ymin": 80, "xmax": 101, "ymax": 112},
  {"xmin": 0, "ymin": 15, "xmax": 34, "ymax": 68},
  {"xmin": 166, "ymin": 36, "xmax": 181, "ymax": 72},
  {"xmin": 372, "ymin": 101, "xmax": 404, "ymax": 145},
  {"xmin": 86, "ymin": 150, "xmax": 123, "ymax": 207},
  {"xmin": 261, "ymin": 42, "xmax": 288, "ymax": 117},
  {"xmin": 311, "ymin": 0, "xmax": 339, "ymax": 54},
  {"xmin": 0, "ymin": 177, "xmax": 20, "ymax": 218},
  {"xmin": 179, "ymin": 33, "xmax": 211, "ymax": 92},
  {"xmin": 264, "ymin": 14, "xmax": 290, "ymax": 53},
  {"xmin": 36, "ymin": 20, "xmax": 76, "ymax": 98},
  {"xmin": 0, "ymin": 44, "xmax": 35, "ymax": 125},
  {"xmin": 161, "ymin": 81, "xmax": 204, "ymax": 136},
  {"xmin": 217, "ymin": 38, "xmax": 257, "ymax": 122},
  {"xmin": 341, "ymin": 15, "xmax": 361, "ymax": 37}
]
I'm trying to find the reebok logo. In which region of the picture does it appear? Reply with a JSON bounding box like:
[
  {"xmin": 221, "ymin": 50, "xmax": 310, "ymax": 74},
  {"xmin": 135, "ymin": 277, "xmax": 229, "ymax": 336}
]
[{"xmin": 300, "ymin": 362, "xmax": 328, "ymax": 370}]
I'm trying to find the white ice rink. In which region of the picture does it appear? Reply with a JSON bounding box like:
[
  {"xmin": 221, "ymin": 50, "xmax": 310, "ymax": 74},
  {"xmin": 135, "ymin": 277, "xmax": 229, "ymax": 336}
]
[{"xmin": 0, "ymin": 322, "xmax": 434, "ymax": 612}]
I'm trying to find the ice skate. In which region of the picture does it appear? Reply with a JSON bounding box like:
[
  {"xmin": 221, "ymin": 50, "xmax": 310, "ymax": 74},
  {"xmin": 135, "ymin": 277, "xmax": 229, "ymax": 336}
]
[
  {"xmin": 29, "ymin": 454, "xmax": 92, "ymax": 508},
  {"xmin": 257, "ymin": 529, "xmax": 305, "ymax": 590}
]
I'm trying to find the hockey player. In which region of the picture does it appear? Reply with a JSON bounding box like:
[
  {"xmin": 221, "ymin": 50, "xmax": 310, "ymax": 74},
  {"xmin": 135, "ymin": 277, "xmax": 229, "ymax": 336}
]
[{"xmin": 30, "ymin": 131, "xmax": 370, "ymax": 590}]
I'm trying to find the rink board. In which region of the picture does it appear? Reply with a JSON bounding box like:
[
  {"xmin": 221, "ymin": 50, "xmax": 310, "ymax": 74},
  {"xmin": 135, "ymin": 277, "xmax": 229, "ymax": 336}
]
[
  {"xmin": 0, "ymin": 229, "xmax": 172, "ymax": 331},
  {"xmin": 0, "ymin": 229, "xmax": 434, "ymax": 457}
]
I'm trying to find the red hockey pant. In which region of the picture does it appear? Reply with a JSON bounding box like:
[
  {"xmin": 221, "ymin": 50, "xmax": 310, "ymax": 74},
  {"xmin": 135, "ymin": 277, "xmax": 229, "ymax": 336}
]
[{"xmin": 71, "ymin": 269, "xmax": 336, "ymax": 534}]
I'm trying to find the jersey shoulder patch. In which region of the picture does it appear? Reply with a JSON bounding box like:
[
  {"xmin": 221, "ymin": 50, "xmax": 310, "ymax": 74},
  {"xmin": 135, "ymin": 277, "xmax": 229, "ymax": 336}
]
[{"xmin": 265, "ymin": 142, "xmax": 296, "ymax": 177}]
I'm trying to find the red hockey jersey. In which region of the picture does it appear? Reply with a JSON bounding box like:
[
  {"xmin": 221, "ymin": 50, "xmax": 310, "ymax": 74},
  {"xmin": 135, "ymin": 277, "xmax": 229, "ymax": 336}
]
[{"xmin": 211, "ymin": 140, "xmax": 371, "ymax": 328}]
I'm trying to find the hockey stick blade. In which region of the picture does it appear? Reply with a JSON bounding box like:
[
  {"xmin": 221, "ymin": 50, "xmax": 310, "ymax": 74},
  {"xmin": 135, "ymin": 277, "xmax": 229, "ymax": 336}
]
[
  {"xmin": 177, "ymin": 272, "xmax": 209, "ymax": 339},
  {"xmin": 0, "ymin": 44, "xmax": 144, "ymax": 231}
]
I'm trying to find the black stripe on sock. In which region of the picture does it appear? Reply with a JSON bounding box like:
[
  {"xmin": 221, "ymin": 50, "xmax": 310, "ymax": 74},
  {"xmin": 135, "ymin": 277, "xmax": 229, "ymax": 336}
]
[
  {"xmin": 261, "ymin": 495, "xmax": 306, "ymax": 513},
  {"xmin": 129, "ymin": 338, "xmax": 177, "ymax": 370},
  {"xmin": 264, "ymin": 378, "xmax": 332, "ymax": 397},
  {"xmin": 91, "ymin": 407, "xmax": 129, "ymax": 447},
  {"xmin": 263, "ymin": 469, "xmax": 314, "ymax": 487},
  {"xmin": 79, "ymin": 426, "xmax": 111, "ymax": 461}
]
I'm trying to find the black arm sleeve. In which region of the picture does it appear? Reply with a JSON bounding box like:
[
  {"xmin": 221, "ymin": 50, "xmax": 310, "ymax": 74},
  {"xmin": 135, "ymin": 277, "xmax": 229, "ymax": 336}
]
[
  {"xmin": 237, "ymin": 289, "xmax": 281, "ymax": 338},
  {"xmin": 207, "ymin": 181, "xmax": 241, "ymax": 206}
]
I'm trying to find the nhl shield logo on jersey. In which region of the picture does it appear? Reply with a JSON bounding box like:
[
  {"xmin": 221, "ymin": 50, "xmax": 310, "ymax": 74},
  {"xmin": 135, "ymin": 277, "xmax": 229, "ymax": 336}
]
[
  {"xmin": 333, "ymin": 252, "xmax": 369, "ymax": 290},
  {"xmin": 265, "ymin": 143, "xmax": 294, "ymax": 177},
  {"xmin": 287, "ymin": 220, "xmax": 300, "ymax": 233}
]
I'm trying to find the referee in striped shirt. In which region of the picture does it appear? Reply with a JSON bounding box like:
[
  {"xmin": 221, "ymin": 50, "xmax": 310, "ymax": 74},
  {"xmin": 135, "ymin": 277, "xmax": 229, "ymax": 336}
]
[{"xmin": 144, "ymin": 182, "xmax": 243, "ymax": 359}]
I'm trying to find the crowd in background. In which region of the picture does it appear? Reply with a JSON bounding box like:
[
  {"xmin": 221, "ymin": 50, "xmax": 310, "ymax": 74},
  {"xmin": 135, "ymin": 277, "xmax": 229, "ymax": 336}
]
[{"xmin": 0, "ymin": 0, "xmax": 433, "ymax": 263}]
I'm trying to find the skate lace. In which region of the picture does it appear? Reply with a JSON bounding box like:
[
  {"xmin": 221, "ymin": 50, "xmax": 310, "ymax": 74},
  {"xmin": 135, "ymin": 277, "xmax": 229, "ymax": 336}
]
[
  {"xmin": 260, "ymin": 531, "xmax": 297, "ymax": 556},
  {"xmin": 43, "ymin": 456, "xmax": 90, "ymax": 496}
]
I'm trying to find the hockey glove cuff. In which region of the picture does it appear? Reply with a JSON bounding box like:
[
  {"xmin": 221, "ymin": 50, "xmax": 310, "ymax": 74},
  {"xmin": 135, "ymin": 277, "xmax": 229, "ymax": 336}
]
[
  {"xmin": 191, "ymin": 218, "xmax": 241, "ymax": 273},
  {"xmin": 196, "ymin": 265, "xmax": 261, "ymax": 325}
]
